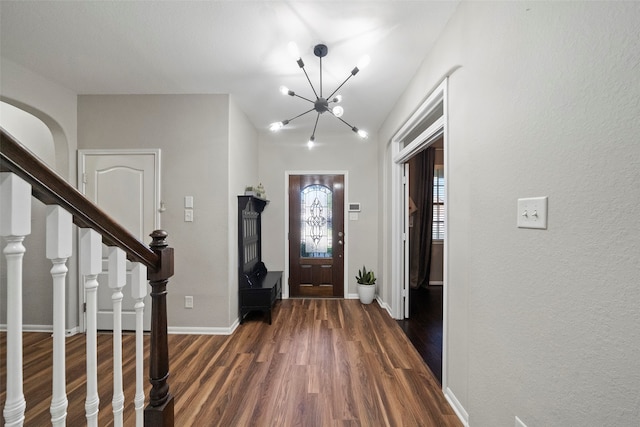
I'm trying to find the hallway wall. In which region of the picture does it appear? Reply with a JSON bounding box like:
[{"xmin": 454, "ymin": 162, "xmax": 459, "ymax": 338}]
[
  {"xmin": 379, "ymin": 1, "xmax": 640, "ymax": 425},
  {"xmin": 78, "ymin": 94, "xmax": 254, "ymax": 329}
]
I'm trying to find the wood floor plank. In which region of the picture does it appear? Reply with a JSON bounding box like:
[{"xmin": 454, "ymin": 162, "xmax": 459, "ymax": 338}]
[{"xmin": 1, "ymin": 299, "xmax": 461, "ymax": 426}]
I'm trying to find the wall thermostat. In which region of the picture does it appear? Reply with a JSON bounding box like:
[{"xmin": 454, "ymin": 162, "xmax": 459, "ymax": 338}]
[{"xmin": 348, "ymin": 203, "xmax": 361, "ymax": 212}]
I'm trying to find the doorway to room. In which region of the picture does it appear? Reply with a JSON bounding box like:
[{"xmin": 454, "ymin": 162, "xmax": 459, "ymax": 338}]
[
  {"xmin": 288, "ymin": 174, "xmax": 345, "ymax": 298},
  {"xmin": 397, "ymin": 137, "xmax": 444, "ymax": 382},
  {"xmin": 390, "ymin": 79, "xmax": 448, "ymax": 386}
]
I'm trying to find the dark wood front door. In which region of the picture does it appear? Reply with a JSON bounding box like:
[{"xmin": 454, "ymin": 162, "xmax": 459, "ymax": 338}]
[{"xmin": 289, "ymin": 174, "xmax": 345, "ymax": 297}]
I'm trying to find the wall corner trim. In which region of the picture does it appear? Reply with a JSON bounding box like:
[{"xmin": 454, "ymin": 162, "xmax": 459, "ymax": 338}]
[
  {"xmin": 444, "ymin": 387, "xmax": 469, "ymax": 427},
  {"xmin": 376, "ymin": 297, "xmax": 393, "ymax": 317}
]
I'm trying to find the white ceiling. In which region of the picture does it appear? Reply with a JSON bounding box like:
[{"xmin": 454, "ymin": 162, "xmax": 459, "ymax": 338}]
[{"xmin": 0, "ymin": 1, "xmax": 459, "ymax": 135}]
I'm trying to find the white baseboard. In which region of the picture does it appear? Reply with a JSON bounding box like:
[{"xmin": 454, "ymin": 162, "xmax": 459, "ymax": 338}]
[
  {"xmin": 65, "ymin": 326, "xmax": 80, "ymax": 336},
  {"xmin": 0, "ymin": 324, "xmax": 81, "ymax": 336},
  {"xmin": 376, "ymin": 297, "xmax": 393, "ymax": 316},
  {"xmin": 0, "ymin": 323, "xmax": 239, "ymax": 336},
  {"xmin": 445, "ymin": 387, "xmax": 469, "ymax": 427},
  {"xmin": 168, "ymin": 320, "xmax": 239, "ymax": 336},
  {"xmin": 346, "ymin": 293, "xmax": 359, "ymax": 299},
  {"xmin": 0, "ymin": 324, "xmax": 53, "ymax": 333}
]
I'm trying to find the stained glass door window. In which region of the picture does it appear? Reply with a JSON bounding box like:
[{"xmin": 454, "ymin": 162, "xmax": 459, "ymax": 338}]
[{"xmin": 300, "ymin": 184, "xmax": 333, "ymax": 258}]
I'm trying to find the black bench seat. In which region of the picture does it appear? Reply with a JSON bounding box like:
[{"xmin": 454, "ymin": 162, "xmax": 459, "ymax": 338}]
[{"xmin": 239, "ymin": 262, "xmax": 282, "ymax": 324}]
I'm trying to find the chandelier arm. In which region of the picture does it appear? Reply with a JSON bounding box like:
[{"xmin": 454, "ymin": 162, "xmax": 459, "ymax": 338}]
[
  {"xmin": 301, "ymin": 67, "xmax": 319, "ymax": 99},
  {"xmin": 327, "ymin": 73, "xmax": 354, "ymax": 100},
  {"xmin": 334, "ymin": 115, "xmax": 357, "ymax": 130},
  {"xmin": 311, "ymin": 112, "xmax": 321, "ymax": 138},
  {"xmin": 285, "ymin": 107, "xmax": 316, "ymax": 123},
  {"xmin": 292, "ymin": 93, "xmax": 315, "ymax": 104}
]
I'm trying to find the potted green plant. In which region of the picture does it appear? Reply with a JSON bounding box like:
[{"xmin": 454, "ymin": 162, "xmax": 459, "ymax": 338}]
[{"xmin": 356, "ymin": 265, "xmax": 376, "ymax": 304}]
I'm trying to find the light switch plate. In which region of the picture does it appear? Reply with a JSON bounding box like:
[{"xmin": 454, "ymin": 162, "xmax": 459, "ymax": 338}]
[
  {"xmin": 184, "ymin": 209, "xmax": 194, "ymax": 222},
  {"xmin": 517, "ymin": 196, "xmax": 548, "ymax": 229},
  {"xmin": 185, "ymin": 296, "xmax": 194, "ymax": 309},
  {"xmin": 185, "ymin": 196, "xmax": 194, "ymax": 208}
]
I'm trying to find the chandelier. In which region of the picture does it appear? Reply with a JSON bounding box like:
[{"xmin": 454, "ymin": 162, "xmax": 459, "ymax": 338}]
[{"xmin": 269, "ymin": 43, "xmax": 370, "ymax": 149}]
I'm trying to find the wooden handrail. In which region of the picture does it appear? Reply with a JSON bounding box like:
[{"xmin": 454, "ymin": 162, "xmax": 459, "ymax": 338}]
[{"xmin": 0, "ymin": 129, "xmax": 158, "ymax": 269}]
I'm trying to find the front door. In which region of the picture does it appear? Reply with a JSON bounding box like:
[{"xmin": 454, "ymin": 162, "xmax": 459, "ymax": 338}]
[
  {"xmin": 289, "ymin": 174, "xmax": 344, "ymax": 297},
  {"xmin": 79, "ymin": 149, "xmax": 161, "ymax": 331}
]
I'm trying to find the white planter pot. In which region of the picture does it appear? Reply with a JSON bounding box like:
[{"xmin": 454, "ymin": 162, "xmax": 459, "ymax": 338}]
[{"xmin": 357, "ymin": 284, "xmax": 376, "ymax": 304}]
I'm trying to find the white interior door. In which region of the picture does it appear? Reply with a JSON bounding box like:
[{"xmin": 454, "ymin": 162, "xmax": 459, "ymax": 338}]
[
  {"xmin": 403, "ymin": 163, "xmax": 410, "ymax": 318},
  {"xmin": 79, "ymin": 149, "xmax": 161, "ymax": 331}
]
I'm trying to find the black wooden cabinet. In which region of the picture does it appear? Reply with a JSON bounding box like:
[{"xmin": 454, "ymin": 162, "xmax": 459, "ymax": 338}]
[{"xmin": 238, "ymin": 196, "xmax": 282, "ymax": 324}]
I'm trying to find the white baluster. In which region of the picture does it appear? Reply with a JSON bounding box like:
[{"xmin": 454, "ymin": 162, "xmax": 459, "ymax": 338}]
[
  {"xmin": 1, "ymin": 172, "xmax": 31, "ymax": 427},
  {"xmin": 108, "ymin": 247, "xmax": 126, "ymax": 427},
  {"xmin": 80, "ymin": 228, "xmax": 102, "ymax": 427},
  {"xmin": 131, "ymin": 262, "xmax": 147, "ymax": 427},
  {"xmin": 46, "ymin": 206, "xmax": 72, "ymax": 427}
]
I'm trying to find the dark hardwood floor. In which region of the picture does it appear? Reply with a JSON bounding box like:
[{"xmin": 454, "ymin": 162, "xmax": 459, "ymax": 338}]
[
  {"xmin": 1, "ymin": 298, "xmax": 459, "ymax": 426},
  {"xmin": 397, "ymin": 285, "xmax": 443, "ymax": 383}
]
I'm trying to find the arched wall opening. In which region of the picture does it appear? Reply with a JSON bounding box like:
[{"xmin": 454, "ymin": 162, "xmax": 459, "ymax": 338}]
[
  {"xmin": 0, "ymin": 98, "xmax": 76, "ymax": 331},
  {"xmin": 1, "ymin": 97, "xmax": 70, "ymax": 179}
]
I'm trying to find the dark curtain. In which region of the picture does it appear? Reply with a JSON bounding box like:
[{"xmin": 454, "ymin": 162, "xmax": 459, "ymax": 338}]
[{"xmin": 409, "ymin": 147, "xmax": 435, "ymax": 288}]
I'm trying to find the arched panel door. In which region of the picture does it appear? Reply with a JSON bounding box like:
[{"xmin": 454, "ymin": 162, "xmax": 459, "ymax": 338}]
[
  {"xmin": 289, "ymin": 174, "xmax": 344, "ymax": 297},
  {"xmin": 80, "ymin": 149, "xmax": 161, "ymax": 331}
]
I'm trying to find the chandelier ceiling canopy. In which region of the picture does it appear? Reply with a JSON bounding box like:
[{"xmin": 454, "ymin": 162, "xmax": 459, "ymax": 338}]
[{"xmin": 269, "ymin": 42, "xmax": 370, "ymax": 149}]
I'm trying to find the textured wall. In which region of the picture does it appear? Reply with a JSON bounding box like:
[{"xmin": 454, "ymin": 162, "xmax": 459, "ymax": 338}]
[
  {"xmin": 380, "ymin": 1, "xmax": 640, "ymax": 425},
  {"xmin": 228, "ymin": 95, "xmax": 259, "ymax": 324},
  {"xmin": 78, "ymin": 94, "xmax": 234, "ymax": 328},
  {"xmin": 0, "ymin": 58, "xmax": 79, "ymax": 330}
]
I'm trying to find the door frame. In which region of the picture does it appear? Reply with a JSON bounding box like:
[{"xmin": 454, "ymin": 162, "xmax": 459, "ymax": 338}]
[
  {"xmin": 284, "ymin": 170, "xmax": 349, "ymax": 299},
  {"xmin": 390, "ymin": 78, "xmax": 448, "ymax": 388},
  {"xmin": 77, "ymin": 148, "xmax": 161, "ymax": 332}
]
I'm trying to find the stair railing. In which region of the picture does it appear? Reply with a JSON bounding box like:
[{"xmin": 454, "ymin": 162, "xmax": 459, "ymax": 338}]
[{"xmin": 1, "ymin": 128, "xmax": 174, "ymax": 427}]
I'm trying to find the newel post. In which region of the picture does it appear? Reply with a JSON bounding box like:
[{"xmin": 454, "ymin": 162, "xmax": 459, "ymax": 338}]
[{"xmin": 144, "ymin": 230, "xmax": 175, "ymax": 427}]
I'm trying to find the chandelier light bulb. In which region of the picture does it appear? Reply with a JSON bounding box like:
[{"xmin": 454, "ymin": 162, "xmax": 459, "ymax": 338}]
[
  {"xmin": 307, "ymin": 136, "xmax": 315, "ymax": 149},
  {"xmin": 332, "ymin": 106, "xmax": 344, "ymax": 117},
  {"xmin": 288, "ymin": 42, "xmax": 300, "ymax": 59},
  {"xmin": 357, "ymin": 55, "xmax": 371, "ymax": 70},
  {"xmin": 351, "ymin": 54, "xmax": 371, "ymax": 76},
  {"xmin": 332, "ymin": 95, "xmax": 343, "ymax": 103},
  {"xmin": 352, "ymin": 126, "xmax": 368, "ymax": 139},
  {"xmin": 269, "ymin": 121, "xmax": 284, "ymax": 132},
  {"xmin": 279, "ymin": 86, "xmax": 289, "ymax": 95}
]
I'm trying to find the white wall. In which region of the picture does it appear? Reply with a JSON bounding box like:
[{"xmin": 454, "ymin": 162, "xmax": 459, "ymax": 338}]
[
  {"xmin": 0, "ymin": 57, "xmax": 79, "ymax": 331},
  {"xmin": 379, "ymin": 1, "xmax": 640, "ymax": 425},
  {"xmin": 258, "ymin": 130, "xmax": 378, "ymax": 297},
  {"xmin": 78, "ymin": 94, "xmax": 238, "ymax": 329}
]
